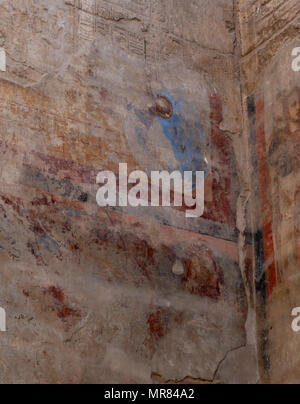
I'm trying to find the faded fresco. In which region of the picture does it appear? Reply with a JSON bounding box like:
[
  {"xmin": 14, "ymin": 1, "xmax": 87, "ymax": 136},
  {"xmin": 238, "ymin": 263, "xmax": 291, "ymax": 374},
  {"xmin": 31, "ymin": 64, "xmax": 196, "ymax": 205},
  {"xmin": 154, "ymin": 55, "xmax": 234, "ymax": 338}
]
[
  {"xmin": 3, "ymin": 0, "xmax": 300, "ymax": 385},
  {"xmin": 0, "ymin": 0, "xmax": 250, "ymax": 384},
  {"xmin": 257, "ymin": 41, "xmax": 300, "ymax": 290},
  {"xmin": 268, "ymin": 87, "xmax": 300, "ymax": 282},
  {"xmin": 250, "ymin": 39, "xmax": 300, "ymax": 383}
]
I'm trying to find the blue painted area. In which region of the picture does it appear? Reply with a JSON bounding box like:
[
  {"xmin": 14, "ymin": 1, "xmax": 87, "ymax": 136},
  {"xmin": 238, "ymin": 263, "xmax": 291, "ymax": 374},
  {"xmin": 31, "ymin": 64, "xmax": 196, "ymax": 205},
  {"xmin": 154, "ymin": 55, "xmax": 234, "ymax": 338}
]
[
  {"xmin": 133, "ymin": 91, "xmax": 209, "ymax": 178},
  {"xmin": 36, "ymin": 233, "xmax": 60, "ymax": 253},
  {"xmin": 135, "ymin": 127, "xmax": 146, "ymax": 147},
  {"xmin": 156, "ymin": 90, "xmax": 208, "ymax": 176}
]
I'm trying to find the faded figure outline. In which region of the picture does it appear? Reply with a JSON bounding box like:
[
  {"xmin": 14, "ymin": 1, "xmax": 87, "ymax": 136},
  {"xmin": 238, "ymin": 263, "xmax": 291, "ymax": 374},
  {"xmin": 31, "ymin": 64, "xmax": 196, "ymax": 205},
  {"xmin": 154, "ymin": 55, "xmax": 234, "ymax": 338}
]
[{"xmin": 268, "ymin": 87, "xmax": 300, "ymax": 282}]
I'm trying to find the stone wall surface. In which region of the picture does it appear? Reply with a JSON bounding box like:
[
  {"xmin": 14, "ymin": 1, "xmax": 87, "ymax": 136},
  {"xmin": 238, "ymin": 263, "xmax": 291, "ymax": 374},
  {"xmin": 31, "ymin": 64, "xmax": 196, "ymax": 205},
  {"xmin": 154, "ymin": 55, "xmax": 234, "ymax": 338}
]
[
  {"xmin": 237, "ymin": 0, "xmax": 300, "ymax": 384},
  {"xmin": 0, "ymin": 0, "xmax": 298, "ymax": 384}
]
